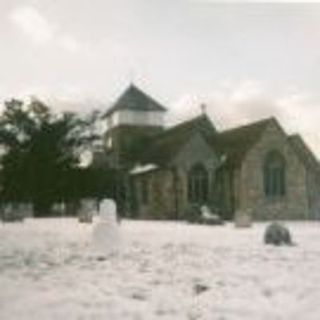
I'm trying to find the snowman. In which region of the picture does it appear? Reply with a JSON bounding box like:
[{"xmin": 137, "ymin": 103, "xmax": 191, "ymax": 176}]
[{"xmin": 92, "ymin": 199, "xmax": 121, "ymax": 257}]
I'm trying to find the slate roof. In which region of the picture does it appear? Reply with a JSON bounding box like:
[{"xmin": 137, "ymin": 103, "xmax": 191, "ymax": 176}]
[
  {"xmin": 288, "ymin": 134, "xmax": 320, "ymax": 175},
  {"xmin": 120, "ymin": 109, "xmax": 320, "ymax": 173},
  {"xmin": 141, "ymin": 114, "xmax": 216, "ymax": 165},
  {"xmin": 213, "ymin": 117, "xmax": 275, "ymax": 168},
  {"xmin": 140, "ymin": 115, "xmax": 277, "ymax": 168},
  {"xmin": 103, "ymin": 84, "xmax": 167, "ymax": 118},
  {"xmin": 98, "ymin": 86, "xmax": 320, "ymax": 173}
]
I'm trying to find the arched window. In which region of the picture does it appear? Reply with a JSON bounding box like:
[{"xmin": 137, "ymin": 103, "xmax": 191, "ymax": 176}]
[
  {"xmin": 188, "ymin": 164, "xmax": 208, "ymax": 204},
  {"xmin": 263, "ymin": 151, "xmax": 285, "ymax": 198}
]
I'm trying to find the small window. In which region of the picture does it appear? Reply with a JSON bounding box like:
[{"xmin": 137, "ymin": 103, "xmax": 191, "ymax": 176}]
[
  {"xmin": 188, "ymin": 164, "xmax": 208, "ymax": 204},
  {"xmin": 263, "ymin": 151, "xmax": 285, "ymax": 198}
]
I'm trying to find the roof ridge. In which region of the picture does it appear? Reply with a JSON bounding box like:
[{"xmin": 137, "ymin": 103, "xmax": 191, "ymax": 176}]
[
  {"xmin": 288, "ymin": 134, "xmax": 320, "ymax": 167},
  {"xmin": 219, "ymin": 117, "xmax": 274, "ymax": 135},
  {"xmin": 152, "ymin": 114, "xmax": 214, "ymax": 142},
  {"xmin": 166, "ymin": 113, "xmax": 209, "ymax": 131}
]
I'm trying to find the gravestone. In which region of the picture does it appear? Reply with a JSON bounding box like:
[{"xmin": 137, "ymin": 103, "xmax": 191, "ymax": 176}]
[
  {"xmin": 92, "ymin": 199, "xmax": 121, "ymax": 256},
  {"xmin": 1, "ymin": 203, "xmax": 28, "ymax": 222},
  {"xmin": 52, "ymin": 203, "xmax": 65, "ymax": 216},
  {"xmin": 235, "ymin": 209, "xmax": 252, "ymax": 228},
  {"xmin": 78, "ymin": 199, "xmax": 97, "ymax": 223},
  {"xmin": 264, "ymin": 222, "xmax": 293, "ymax": 246}
]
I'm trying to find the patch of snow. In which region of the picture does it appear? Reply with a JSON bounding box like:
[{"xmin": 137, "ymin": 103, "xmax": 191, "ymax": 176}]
[
  {"xmin": 0, "ymin": 219, "xmax": 320, "ymax": 319},
  {"xmin": 130, "ymin": 164, "xmax": 158, "ymax": 175}
]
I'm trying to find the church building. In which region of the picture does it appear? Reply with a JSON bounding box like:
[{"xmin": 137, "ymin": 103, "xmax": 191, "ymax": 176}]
[{"xmin": 101, "ymin": 84, "xmax": 320, "ymax": 222}]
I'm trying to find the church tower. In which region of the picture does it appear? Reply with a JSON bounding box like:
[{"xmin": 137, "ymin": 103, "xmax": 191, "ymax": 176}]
[{"xmin": 103, "ymin": 84, "xmax": 167, "ymax": 168}]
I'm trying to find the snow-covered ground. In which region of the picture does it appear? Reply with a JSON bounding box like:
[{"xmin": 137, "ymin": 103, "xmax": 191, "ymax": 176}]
[{"xmin": 1, "ymin": 218, "xmax": 320, "ymax": 320}]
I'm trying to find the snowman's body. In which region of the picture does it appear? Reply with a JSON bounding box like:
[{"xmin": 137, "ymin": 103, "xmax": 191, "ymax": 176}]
[{"xmin": 92, "ymin": 199, "xmax": 121, "ymax": 256}]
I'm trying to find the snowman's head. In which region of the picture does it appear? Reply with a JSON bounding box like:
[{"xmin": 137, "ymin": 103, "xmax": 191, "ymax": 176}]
[{"xmin": 100, "ymin": 199, "xmax": 117, "ymax": 221}]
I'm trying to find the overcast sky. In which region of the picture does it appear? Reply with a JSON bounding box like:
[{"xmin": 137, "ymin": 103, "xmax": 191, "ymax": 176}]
[{"xmin": 1, "ymin": 0, "xmax": 320, "ymax": 155}]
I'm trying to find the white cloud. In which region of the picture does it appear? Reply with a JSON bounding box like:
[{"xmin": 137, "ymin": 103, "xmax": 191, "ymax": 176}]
[
  {"xmin": 169, "ymin": 81, "xmax": 320, "ymax": 157},
  {"xmin": 10, "ymin": 5, "xmax": 55, "ymax": 45},
  {"xmin": 9, "ymin": 5, "xmax": 81, "ymax": 52},
  {"xmin": 188, "ymin": 0, "xmax": 320, "ymax": 3},
  {"xmin": 58, "ymin": 34, "xmax": 80, "ymax": 53}
]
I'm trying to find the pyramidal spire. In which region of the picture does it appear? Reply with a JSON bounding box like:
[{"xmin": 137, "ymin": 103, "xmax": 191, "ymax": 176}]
[{"xmin": 103, "ymin": 85, "xmax": 167, "ymax": 118}]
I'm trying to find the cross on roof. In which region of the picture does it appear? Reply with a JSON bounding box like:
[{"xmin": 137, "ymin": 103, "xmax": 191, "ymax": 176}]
[{"xmin": 200, "ymin": 103, "xmax": 207, "ymax": 115}]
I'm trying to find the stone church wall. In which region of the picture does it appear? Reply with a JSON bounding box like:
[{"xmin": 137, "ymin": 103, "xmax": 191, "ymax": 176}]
[
  {"xmin": 237, "ymin": 121, "xmax": 309, "ymax": 221},
  {"xmin": 172, "ymin": 133, "xmax": 220, "ymax": 215},
  {"xmin": 134, "ymin": 169, "xmax": 176, "ymax": 219},
  {"xmin": 306, "ymin": 170, "xmax": 320, "ymax": 219},
  {"xmin": 133, "ymin": 120, "xmax": 315, "ymax": 221},
  {"xmin": 134, "ymin": 133, "xmax": 220, "ymax": 219}
]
